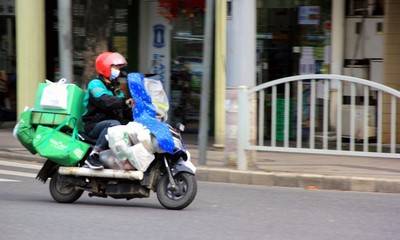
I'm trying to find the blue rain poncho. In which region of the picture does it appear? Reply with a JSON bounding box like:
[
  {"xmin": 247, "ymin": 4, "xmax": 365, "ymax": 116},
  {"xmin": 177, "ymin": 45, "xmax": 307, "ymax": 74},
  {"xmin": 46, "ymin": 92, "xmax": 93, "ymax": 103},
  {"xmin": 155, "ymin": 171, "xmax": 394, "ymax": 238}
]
[{"xmin": 127, "ymin": 73, "xmax": 175, "ymax": 153}]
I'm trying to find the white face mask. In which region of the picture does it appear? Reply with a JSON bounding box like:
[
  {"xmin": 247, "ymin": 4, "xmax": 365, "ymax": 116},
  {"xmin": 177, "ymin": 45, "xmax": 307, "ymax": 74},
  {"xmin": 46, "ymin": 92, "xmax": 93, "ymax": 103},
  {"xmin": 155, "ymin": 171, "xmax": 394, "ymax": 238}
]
[{"xmin": 110, "ymin": 68, "xmax": 120, "ymax": 80}]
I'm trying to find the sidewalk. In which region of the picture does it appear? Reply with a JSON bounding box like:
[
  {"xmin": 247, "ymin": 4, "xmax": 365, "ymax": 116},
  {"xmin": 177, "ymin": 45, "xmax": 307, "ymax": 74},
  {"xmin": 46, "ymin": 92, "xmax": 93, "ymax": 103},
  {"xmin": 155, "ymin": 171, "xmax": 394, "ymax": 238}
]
[{"xmin": 1, "ymin": 126, "xmax": 400, "ymax": 194}]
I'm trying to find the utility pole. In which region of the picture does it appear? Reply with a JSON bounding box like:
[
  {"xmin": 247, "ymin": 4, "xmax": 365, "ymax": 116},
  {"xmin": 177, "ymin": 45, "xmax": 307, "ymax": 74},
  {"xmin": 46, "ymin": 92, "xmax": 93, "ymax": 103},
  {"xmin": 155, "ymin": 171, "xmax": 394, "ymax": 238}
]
[
  {"xmin": 225, "ymin": 0, "xmax": 256, "ymax": 167},
  {"xmin": 330, "ymin": 0, "xmax": 345, "ymax": 132},
  {"xmin": 58, "ymin": 0, "xmax": 73, "ymax": 83},
  {"xmin": 331, "ymin": 0, "xmax": 345, "ymax": 75},
  {"xmin": 198, "ymin": 0, "xmax": 214, "ymax": 165}
]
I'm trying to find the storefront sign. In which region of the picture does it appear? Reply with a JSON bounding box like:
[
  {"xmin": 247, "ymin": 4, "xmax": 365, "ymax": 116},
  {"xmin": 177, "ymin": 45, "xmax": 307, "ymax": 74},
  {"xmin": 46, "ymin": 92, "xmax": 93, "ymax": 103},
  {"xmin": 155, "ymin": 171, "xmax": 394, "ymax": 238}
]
[
  {"xmin": 298, "ymin": 6, "xmax": 320, "ymax": 25},
  {"xmin": 146, "ymin": 1, "xmax": 171, "ymax": 95},
  {"xmin": 299, "ymin": 47, "xmax": 316, "ymax": 74},
  {"xmin": 152, "ymin": 53, "xmax": 166, "ymax": 83}
]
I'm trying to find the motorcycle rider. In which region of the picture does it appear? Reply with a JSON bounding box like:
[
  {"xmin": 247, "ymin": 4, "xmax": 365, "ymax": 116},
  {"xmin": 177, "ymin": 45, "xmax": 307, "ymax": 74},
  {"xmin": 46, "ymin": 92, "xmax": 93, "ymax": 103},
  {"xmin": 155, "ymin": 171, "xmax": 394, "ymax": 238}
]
[{"xmin": 82, "ymin": 52, "xmax": 134, "ymax": 170}]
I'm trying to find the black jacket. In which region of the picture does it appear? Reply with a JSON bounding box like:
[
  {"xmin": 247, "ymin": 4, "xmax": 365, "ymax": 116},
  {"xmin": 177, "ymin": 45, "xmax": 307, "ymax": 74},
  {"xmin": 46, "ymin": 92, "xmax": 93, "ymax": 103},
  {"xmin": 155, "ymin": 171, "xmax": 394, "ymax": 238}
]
[{"xmin": 82, "ymin": 77, "xmax": 129, "ymax": 132}]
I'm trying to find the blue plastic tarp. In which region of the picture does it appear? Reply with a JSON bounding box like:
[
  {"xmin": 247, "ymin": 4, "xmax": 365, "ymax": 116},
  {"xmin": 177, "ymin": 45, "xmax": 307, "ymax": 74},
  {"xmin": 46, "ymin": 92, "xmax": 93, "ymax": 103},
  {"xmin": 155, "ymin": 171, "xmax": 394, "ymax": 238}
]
[{"xmin": 127, "ymin": 73, "xmax": 175, "ymax": 153}]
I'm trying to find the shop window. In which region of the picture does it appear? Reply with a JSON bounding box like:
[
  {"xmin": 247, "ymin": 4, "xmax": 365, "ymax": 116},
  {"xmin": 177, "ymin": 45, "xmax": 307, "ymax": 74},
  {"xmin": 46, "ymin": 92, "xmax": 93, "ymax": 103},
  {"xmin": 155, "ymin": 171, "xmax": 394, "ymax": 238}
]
[
  {"xmin": 0, "ymin": 0, "xmax": 16, "ymax": 122},
  {"xmin": 164, "ymin": 0, "xmax": 206, "ymax": 133},
  {"xmin": 346, "ymin": 0, "xmax": 384, "ymax": 16},
  {"xmin": 256, "ymin": 0, "xmax": 332, "ymax": 144},
  {"xmin": 256, "ymin": 0, "xmax": 332, "ymax": 83},
  {"xmin": 71, "ymin": 0, "xmax": 135, "ymax": 88}
]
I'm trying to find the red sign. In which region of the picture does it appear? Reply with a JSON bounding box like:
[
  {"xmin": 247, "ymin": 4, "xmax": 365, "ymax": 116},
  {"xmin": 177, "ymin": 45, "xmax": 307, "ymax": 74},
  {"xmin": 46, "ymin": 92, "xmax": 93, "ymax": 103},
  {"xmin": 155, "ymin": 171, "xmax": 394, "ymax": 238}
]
[{"xmin": 158, "ymin": 0, "xmax": 205, "ymax": 21}]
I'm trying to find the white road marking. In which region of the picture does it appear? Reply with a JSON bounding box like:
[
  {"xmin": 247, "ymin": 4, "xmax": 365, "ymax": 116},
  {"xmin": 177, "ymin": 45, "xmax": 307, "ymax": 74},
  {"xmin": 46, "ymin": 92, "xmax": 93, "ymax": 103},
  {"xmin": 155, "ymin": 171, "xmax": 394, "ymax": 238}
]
[
  {"xmin": 0, "ymin": 169, "xmax": 36, "ymax": 178},
  {"xmin": 0, "ymin": 178, "xmax": 20, "ymax": 182},
  {"xmin": 0, "ymin": 160, "xmax": 41, "ymax": 170}
]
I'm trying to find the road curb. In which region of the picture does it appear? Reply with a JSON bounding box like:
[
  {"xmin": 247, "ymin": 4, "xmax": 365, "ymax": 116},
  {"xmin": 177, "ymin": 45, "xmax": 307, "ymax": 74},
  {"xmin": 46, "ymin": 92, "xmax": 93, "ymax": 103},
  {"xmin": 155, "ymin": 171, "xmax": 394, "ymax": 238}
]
[
  {"xmin": 197, "ymin": 167, "xmax": 400, "ymax": 194},
  {"xmin": 1, "ymin": 150, "xmax": 400, "ymax": 194}
]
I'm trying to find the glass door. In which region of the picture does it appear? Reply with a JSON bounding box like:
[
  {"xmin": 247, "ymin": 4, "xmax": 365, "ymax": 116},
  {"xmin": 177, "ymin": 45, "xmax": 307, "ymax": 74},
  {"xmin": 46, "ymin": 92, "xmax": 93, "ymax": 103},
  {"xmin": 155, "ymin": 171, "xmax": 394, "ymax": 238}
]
[{"xmin": 168, "ymin": 2, "xmax": 205, "ymax": 133}]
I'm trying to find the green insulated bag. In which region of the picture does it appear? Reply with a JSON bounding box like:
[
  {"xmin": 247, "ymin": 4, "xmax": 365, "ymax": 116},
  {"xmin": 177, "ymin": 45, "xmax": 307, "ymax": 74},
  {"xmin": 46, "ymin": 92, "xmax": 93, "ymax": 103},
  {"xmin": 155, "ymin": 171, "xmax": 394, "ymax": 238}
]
[
  {"xmin": 33, "ymin": 119, "xmax": 90, "ymax": 166},
  {"xmin": 31, "ymin": 81, "xmax": 86, "ymax": 130},
  {"xmin": 14, "ymin": 109, "xmax": 37, "ymax": 154}
]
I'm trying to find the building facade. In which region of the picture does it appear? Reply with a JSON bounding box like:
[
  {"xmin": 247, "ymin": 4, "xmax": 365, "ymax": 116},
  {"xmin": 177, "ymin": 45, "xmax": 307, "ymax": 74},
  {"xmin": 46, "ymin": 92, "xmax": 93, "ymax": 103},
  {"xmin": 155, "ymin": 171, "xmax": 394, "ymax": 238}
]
[{"xmin": 3, "ymin": 0, "xmax": 400, "ymax": 145}]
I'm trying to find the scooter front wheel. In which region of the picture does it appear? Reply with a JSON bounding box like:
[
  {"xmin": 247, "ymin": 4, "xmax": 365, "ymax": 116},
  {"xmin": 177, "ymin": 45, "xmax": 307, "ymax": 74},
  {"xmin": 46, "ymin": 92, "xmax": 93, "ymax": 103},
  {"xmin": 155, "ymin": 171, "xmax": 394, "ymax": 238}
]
[
  {"xmin": 156, "ymin": 172, "xmax": 197, "ymax": 210},
  {"xmin": 49, "ymin": 172, "xmax": 83, "ymax": 203}
]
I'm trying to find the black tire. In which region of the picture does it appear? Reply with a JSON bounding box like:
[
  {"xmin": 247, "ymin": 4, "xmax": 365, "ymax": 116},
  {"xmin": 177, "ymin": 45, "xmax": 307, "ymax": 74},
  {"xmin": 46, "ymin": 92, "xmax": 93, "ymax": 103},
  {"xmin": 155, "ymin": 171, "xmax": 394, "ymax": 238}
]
[
  {"xmin": 49, "ymin": 172, "xmax": 83, "ymax": 203},
  {"xmin": 156, "ymin": 172, "xmax": 197, "ymax": 210}
]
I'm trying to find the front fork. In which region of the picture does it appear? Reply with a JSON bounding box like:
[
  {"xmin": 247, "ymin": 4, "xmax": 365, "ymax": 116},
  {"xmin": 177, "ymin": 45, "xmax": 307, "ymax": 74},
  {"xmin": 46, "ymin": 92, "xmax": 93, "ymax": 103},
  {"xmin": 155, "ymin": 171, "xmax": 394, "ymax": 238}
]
[{"xmin": 163, "ymin": 157, "xmax": 177, "ymax": 191}]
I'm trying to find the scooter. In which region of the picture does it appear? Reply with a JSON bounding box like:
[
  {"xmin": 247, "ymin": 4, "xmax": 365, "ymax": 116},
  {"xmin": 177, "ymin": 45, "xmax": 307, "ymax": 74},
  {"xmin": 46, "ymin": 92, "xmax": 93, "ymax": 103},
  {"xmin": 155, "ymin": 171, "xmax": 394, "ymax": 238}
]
[
  {"xmin": 36, "ymin": 124, "xmax": 197, "ymax": 210},
  {"xmin": 34, "ymin": 72, "xmax": 197, "ymax": 210}
]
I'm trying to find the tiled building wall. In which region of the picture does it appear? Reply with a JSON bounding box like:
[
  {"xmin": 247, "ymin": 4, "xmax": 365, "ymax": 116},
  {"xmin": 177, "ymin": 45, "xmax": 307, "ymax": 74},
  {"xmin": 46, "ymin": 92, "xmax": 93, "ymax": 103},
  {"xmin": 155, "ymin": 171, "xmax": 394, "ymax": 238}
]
[{"xmin": 383, "ymin": 0, "xmax": 400, "ymax": 143}]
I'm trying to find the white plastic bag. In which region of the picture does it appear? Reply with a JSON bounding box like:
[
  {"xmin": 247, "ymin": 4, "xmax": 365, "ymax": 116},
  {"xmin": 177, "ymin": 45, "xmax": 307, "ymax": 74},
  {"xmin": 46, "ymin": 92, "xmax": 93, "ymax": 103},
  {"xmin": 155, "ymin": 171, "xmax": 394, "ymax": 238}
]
[
  {"xmin": 126, "ymin": 122, "xmax": 153, "ymax": 150},
  {"xmin": 144, "ymin": 78, "xmax": 169, "ymax": 121},
  {"xmin": 126, "ymin": 143, "xmax": 155, "ymax": 172},
  {"xmin": 107, "ymin": 125, "xmax": 132, "ymax": 161},
  {"xmin": 107, "ymin": 122, "xmax": 156, "ymax": 171},
  {"xmin": 99, "ymin": 149, "xmax": 134, "ymax": 170},
  {"xmin": 40, "ymin": 79, "xmax": 68, "ymax": 109}
]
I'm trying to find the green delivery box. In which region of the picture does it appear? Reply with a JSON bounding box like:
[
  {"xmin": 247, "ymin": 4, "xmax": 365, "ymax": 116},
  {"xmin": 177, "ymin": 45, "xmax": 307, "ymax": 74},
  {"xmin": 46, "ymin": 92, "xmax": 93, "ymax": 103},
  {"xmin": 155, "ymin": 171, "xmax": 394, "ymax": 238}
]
[{"xmin": 32, "ymin": 82, "xmax": 86, "ymax": 130}]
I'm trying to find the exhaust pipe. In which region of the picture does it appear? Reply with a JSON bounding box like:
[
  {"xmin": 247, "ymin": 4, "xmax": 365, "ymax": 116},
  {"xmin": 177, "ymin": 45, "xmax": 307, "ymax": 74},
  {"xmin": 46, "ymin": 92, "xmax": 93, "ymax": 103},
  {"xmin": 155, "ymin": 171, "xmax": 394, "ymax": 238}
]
[{"xmin": 58, "ymin": 167, "xmax": 144, "ymax": 181}]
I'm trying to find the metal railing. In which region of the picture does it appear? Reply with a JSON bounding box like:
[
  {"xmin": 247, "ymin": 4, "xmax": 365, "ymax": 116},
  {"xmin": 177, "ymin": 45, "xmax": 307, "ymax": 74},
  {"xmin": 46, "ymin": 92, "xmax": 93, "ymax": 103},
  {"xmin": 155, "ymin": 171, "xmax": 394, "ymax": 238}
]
[{"xmin": 237, "ymin": 74, "xmax": 400, "ymax": 170}]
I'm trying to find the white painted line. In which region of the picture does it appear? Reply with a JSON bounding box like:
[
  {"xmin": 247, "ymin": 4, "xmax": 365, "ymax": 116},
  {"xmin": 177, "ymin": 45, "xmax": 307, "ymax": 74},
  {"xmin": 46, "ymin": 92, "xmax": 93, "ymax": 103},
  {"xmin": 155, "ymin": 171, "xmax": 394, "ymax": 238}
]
[
  {"xmin": 0, "ymin": 160, "xmax": 41, "ymax": 170},
  {"xmin": 0, "ymin": 178, "xmax": 20, "ymax": 182},
  {"xmin": 0, "ymin": 169, "xmax": 36, "ymax": 178}
]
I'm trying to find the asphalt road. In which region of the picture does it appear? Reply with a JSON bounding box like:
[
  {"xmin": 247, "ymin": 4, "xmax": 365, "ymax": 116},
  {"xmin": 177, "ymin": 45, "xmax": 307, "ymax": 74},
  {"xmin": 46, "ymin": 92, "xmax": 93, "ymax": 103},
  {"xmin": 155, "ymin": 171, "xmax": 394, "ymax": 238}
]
[{"xmin": 0, "ymin": 160, "xmax": 399, "ymax": 240}]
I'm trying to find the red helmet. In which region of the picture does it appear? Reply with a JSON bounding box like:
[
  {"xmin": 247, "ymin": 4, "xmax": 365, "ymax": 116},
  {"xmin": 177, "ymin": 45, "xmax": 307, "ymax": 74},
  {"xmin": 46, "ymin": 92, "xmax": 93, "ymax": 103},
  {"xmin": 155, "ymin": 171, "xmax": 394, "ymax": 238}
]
[{"xmin": 95, "ymin": 52, "xmax": 127, "ymax": 78}]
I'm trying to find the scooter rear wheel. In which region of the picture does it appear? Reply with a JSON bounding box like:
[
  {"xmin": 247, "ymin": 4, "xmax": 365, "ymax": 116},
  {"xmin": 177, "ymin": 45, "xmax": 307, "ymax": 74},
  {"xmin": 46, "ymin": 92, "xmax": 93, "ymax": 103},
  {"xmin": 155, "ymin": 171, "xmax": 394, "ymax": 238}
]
[
  {"xmin": 49, "ymin": 172, "xmax": 83, "ymax": 203},
  {"xmin": 156, "ymin": 172, "xmax": 197, "ymax": 210}
]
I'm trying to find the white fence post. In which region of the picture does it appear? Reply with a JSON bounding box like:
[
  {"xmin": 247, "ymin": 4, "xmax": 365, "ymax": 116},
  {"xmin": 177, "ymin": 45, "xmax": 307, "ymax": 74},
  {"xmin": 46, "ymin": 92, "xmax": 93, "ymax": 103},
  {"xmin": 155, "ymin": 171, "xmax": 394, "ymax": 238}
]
[{"xmin": 237, "ymin": 86, "xmax": 249, "ymax": 170}]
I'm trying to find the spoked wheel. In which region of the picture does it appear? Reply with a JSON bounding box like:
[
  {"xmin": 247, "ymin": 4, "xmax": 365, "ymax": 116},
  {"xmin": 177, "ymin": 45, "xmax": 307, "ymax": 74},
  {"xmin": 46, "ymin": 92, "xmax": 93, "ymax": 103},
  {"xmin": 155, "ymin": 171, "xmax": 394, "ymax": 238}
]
[
  {"xmin": 156, "ymin": 172, "xmax": 197, "ymax": 210},
  {"xmin": 49, "ymin": 172, "xmax": 83, "ymax": 203}
]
